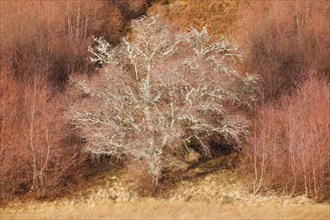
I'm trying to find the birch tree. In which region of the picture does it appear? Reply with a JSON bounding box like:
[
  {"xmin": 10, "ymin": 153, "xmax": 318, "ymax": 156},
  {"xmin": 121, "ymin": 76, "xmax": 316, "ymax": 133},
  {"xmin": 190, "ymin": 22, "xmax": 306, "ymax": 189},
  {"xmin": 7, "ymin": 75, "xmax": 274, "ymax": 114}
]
[{"xmin": 68, "ymin": 16, "xmax": 257, "ymax": 182}]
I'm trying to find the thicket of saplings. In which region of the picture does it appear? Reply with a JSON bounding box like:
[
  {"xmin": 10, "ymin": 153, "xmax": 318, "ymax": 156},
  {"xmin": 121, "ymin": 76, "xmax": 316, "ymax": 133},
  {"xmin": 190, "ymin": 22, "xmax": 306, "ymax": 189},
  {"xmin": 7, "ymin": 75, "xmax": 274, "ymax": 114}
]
[
  {"xmin": 0, "ymin": 0, "xmax": 161, "ymax": 200},
  {"xmin": 237, "ymin": 1, "xmax": 329, "ymax": 202},
  {"xmin": 0, "ymin": 0, "xmax": 329, "ymax": 202}
]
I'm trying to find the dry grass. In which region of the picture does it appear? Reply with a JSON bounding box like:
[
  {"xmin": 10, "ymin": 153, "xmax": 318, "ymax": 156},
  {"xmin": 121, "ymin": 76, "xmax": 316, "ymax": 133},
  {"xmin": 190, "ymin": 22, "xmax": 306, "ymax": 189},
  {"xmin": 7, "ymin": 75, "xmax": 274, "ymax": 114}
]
[
  {"xmin": 1, "ymin": 160, "xmax": 329, "ymax": 219},
  {"xmin": 1, "ymin": 200, "xmax": 329, "ymax": 219},
  {"xmin": 149, "ymin": 0, "xmax": 248, "ymax": 39}
]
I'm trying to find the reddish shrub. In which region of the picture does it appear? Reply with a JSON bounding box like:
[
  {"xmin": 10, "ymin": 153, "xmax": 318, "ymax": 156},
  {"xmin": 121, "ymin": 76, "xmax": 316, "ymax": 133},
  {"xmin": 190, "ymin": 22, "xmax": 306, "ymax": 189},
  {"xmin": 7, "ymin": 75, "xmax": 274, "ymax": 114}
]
[
  {"xmin": 236, "ymin": 0, "xmax": 330, "ymax": 100},
  {"xmin": 242, "ymin": 72, "xmax": 330, "ymax": 201},
  {"xmin": 123, "ymin": 160, "xmax": 158, "ymax": 196},
  {"xmin": 0, "ymin": 0, "xmax": 163, "ymax": 200},
  {"xmin": 0, "ymin": 1, "xmax": 102, "ymax": 87},
  {"xmin": 0, "ymin": 68, "xmax": 88, "ymax": 200},
  {"xmin": 0, "ymin": 1, "xmax": 158, "ymax": 88}
]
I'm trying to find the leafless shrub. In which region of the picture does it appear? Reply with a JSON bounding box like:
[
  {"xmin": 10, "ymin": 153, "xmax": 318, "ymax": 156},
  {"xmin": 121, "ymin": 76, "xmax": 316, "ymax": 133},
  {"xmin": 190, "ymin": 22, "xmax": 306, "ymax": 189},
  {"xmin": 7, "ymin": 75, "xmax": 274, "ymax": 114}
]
[
  {"xmin": 236, "ymin": 0, "xmax": 330, "ymax": 100},
  {"xmin": 68, "ymin": 16, "xmax": 257, "ymax": 184},
  {"xmin": 0, "ymin": 1, "xmax": 103, "ymax": 87},
  {"xmin": 0, "ymin": 68, "xmax": 88, "ymax": 200},
  {"xmin": 0, "ymin": 1, "xmax": 159, "ymax": 88},
  {"xmin": 123, "ymin": 160, "xmax": 158, "ymax": 196},
  {"xmin": 242, "ymin": 71, "xmax": 330, "ymax": 201}
]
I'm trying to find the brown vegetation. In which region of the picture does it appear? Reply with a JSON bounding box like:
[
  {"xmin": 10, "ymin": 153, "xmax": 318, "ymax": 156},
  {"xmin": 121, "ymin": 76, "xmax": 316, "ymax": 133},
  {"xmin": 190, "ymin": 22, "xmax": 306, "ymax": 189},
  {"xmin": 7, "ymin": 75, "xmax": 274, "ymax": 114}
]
[
  {"xmin": 68, "ymin": 16, "xmax": 256, "ymax": 187},
  {"xmin": 237, "ymin": 0, "xmax": 330, "ymax": 202},
  {"xmin": 150, "ymin": 0, "xmax": 247, "ymax": 39},
  {"xmin": 0, "ymin": 68, "xmax": 88, "ymax": 200},
  {"xmin": 242, "ymin": 72, "xmax": 330, "ymax": 201},
  {"xmin": 0, "ymin": 0, "xmax": 159, "ymax": 88},
  {"xmin": 236, "ymin": 0, "xmax": 330, "ymax": 100},
  {"xmin": 2, "ymin": 165, "xmax": 329, "ymax": 219},
  {"xmin": 0, "ymin": 0, "xmax": 159, "ymax": 201},
  {"xmin": 2, "ymin": 201, "xmax": 329, "ymax": 220},
  {"xmin": 0, "ymin": 0, "xmax": 329, "ymax": 204}
]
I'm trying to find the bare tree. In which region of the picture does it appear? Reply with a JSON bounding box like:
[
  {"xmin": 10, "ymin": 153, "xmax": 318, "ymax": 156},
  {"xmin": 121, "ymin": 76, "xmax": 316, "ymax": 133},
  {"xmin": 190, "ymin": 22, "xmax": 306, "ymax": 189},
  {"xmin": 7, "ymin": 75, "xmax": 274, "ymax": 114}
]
[{"xmin": 68, "ymin": 16, "xmax": 257, "ymax": 182}]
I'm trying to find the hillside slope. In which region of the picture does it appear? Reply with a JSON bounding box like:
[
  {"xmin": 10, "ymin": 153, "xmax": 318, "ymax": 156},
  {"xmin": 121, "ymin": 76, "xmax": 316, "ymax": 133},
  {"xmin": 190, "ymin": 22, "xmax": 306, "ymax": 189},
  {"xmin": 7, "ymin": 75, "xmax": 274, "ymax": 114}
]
[{"xmin": 2, "ymin": 157, "xmax": 329, "ymax": 219}]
